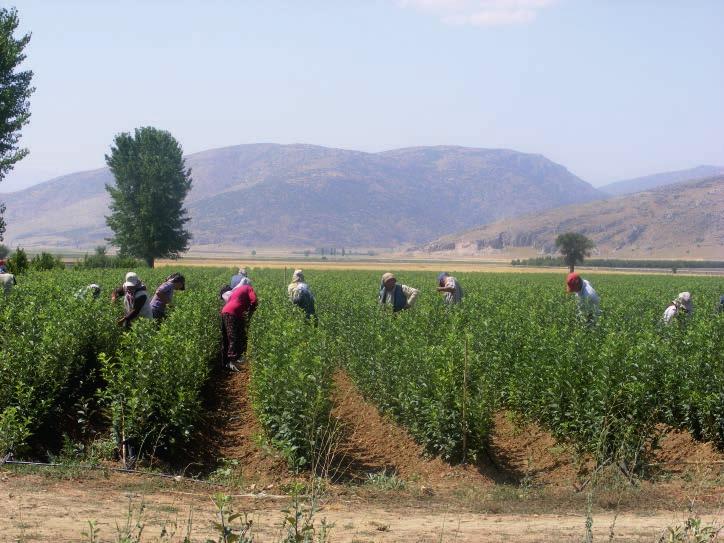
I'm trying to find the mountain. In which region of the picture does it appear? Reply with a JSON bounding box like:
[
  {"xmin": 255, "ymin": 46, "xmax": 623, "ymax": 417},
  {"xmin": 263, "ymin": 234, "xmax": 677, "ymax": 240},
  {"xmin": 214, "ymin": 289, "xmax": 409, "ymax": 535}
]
[
  {"xmin": 421, "ymin": 175, "xmax": 724, "ymax": 259},
  {"xmin": 0, "ymin": 143, "xmax": 603, "ymax": 249},
  {"xmin": 599, "ymin": 165, "xmax": 724, "ymax": 196}
]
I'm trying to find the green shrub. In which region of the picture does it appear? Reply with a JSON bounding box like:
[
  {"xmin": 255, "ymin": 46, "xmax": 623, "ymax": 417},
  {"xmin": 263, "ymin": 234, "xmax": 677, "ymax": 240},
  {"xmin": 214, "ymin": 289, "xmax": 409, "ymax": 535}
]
[
  {"xmin": 29, "ymin": 251, "xmax": 65, "ymax": 271},
  {"xmin": 6, "ymin": 246, "xmax": 28, "ymax": 274}
]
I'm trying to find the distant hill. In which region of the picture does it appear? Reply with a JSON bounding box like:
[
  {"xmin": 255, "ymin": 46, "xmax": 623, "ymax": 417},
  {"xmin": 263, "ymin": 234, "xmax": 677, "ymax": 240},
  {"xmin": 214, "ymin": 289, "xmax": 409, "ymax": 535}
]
[
  {"xmin": 0, "ymin": 143, "xmax": 602, "ymax": 249},
  {"xmin": 420, "ymin": 176, "xmax": 724, "ymax": 259},
  {"xmin": 600, "ymin": 165, "xmax": 724, "ymax": 196}
]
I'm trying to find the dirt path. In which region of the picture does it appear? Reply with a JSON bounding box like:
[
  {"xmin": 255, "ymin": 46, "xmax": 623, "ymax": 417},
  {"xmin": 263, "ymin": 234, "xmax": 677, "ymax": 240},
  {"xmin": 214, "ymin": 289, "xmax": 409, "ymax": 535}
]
[
  {"xmin": 326, "ymin": 371, "xmax": 493, "ymax": 486},
  {"xmin": 189, "ymin": 362, "xmax": 290, "ymax": 485},
  {"xmin": 2, "ymin": 472, "xmax": 722, "ymax": 542}
]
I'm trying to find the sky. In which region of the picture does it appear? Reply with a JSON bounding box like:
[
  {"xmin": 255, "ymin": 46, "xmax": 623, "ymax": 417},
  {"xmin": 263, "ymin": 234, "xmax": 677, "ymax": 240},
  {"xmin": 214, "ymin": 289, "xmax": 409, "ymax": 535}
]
[{"xmin": 3, "ymin": 0, "xmax": 724, "ymax": 191}]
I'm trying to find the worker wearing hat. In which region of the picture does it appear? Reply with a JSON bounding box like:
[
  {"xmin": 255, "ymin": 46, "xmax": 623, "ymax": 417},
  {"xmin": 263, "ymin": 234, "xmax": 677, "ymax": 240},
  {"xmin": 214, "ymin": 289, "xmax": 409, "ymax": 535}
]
[
  {"xmin": 118, "ymin": 271, "xmax": 153, "ymax": 327},
  {"xmin": 663, "ymin": 292, "xmax": 693, "ymax": 324},
  {"xmin": 379, "ymin": 272, "xmax": 419, "ymax": 312},
  {"xmin": 230, "ymin": 267, "xmax": 251, "ymax": 289},
  {"xmin": 288, "ymin": 269, "xmax": 316, "ymax": 319},
  {"xmin": 75, "ymin": 283, "xmax": 102, "ymax": 300},
  {"xmin": 436, "ymin": 272, "xmax": 463, "ymax": 305},
  {"xmin": 566, "ymin": 272, "xmax": 600, "ymax": 324}
]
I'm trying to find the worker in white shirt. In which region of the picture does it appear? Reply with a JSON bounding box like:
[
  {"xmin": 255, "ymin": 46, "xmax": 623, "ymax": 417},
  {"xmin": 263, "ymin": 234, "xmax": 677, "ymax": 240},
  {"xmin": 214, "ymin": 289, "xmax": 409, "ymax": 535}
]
[
  {"xmin": 379, "ymin": 272, "xmax": 419, "ymax": 312},
  {"xmin": 566, "ymin": 272, "xmax": 600, "ymax": 323},
  {"xmin": 436, "ymin": 272, "xmax": 463, "ymax": 305},
  {"xmin": 663, "ymin": 292, "xmax": 693, "ymax": 324}
]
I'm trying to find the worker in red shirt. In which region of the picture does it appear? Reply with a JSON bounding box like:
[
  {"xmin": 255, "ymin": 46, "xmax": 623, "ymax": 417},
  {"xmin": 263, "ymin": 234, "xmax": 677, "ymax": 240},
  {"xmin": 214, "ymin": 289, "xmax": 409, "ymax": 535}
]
[{"xmin": 220, "ymin": 283, "xmax": 258, "ymax": 371}]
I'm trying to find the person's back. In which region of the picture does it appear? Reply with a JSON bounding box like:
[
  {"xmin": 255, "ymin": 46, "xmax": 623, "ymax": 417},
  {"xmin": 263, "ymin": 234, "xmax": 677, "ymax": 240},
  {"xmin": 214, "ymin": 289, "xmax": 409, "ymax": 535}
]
[
  {"xmin": 230, "ymin": 267, "xmax": 251, "ymax": 289},
  {"xmin": 289, "ymin": 281, "xmax": 315, "ymax": 317},
  {"xmin": 150, "ymin": 273, "xmax": 185, "ymax": 318},
  {"xmin": 662, "ymin": 303, "xmax": 679, "ymax": 324},
  {"xmin": 0, "ymin": 273, "xmax": 16, "ymax": 295},
  {"xmin": 576, "ymin": 279, "xmax": 600, "ymax": 309},
  {"xmin": 222, "ymin": 284, "xmax": 258, "ymax": 318},
  {"xmin": 566, "ymin": 273, "xmax": 600, "ymax": 323},
  {"xmin": 128, "ymin": 285, "xmax": 153, "ymax": 319},
  {"xmin": 438, "ymin": 273, "xmax": 463, "ymax": 305}
]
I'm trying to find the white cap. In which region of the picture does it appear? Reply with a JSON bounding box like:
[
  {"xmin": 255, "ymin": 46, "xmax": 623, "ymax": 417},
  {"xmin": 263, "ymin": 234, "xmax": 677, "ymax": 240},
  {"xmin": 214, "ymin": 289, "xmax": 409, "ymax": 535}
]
[{"xmin": 124, "ymin": 272, "xmax": 141, "ymax": 289}]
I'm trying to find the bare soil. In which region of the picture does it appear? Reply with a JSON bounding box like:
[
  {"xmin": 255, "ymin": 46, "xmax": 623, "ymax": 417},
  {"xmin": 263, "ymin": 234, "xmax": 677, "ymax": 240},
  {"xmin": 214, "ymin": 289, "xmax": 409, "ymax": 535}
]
[
  {"xmin": 2, "ymin": 366, "xmax": 723, "ymax": 542},
  {"xmin": 2, "ymin": 470, "xmax": 723, "ymax": 542}
]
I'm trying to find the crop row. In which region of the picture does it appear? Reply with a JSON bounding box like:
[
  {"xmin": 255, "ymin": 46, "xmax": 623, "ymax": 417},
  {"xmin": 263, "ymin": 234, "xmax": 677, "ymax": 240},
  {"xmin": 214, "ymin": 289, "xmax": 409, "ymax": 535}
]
[
  {"xmin": 2, "ymin": 268, "xmax": 721, "ymax": 474},
  {"xmin": 249, "ymin": 270, "xmax": 723, "ymax": 469},
  {"xmin": 0, "ymin": 268, "xmax": 228, "ymax": 463}
]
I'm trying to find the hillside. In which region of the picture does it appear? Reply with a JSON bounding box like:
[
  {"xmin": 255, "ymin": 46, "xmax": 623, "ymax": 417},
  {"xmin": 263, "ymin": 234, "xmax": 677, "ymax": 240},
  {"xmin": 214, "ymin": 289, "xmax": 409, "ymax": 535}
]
[
  {"xmin": 0, "ymin": 144, "xmax": 602, "ymax": 249},
  {"xmin": 599, "ymin": 165, "xmax": 724, "ymax": 196},
  {"xmin": 420, "ymin": 176, "xmax": 724, "ymax": 259}
]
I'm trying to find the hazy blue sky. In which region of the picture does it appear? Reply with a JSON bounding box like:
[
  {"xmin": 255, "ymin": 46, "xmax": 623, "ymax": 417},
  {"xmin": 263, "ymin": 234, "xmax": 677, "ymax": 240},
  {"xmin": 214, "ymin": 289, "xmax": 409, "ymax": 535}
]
[{"xmin": 4, "ymin": 0, "xmax": 724, "ymax": 191}]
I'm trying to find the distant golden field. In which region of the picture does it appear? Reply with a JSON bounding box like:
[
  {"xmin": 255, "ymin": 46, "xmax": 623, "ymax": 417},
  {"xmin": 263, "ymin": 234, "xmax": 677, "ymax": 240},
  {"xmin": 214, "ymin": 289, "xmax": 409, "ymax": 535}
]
[{"xmin": 154, "ymin": 257, "xmax": 720, "ymax": 276}]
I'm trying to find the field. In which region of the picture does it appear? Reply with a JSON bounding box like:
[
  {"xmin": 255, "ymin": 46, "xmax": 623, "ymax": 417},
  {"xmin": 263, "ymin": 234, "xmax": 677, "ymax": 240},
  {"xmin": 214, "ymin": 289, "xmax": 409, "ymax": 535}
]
[{"xmin": 1, "ymin": 266, "xmax": 723, "ymax": 541}]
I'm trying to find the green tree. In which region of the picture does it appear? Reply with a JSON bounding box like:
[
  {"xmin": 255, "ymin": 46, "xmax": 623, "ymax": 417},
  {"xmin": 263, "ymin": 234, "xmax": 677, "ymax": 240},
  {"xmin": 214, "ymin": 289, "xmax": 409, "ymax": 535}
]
[
  {"xmin": 105, "ymin": 127, "xmax": 192, "ymax": 267},
  {"xmin": 0, "ymin": 244, "xmax": 8, "ymax": 259},
  {"xmin": 555, "ymin": 232, "xmax": 595, "ymax": 272},
  {"xmin": 0, "ymin": 8, "xmax": 35, "ymax": 240},
  {"xmin": 7, "ymin": 246, "xmax": 27, "ymax": 274},
  {"xmin": 29, "ymin": 251, "xmax": 64, "ymax": 271}
]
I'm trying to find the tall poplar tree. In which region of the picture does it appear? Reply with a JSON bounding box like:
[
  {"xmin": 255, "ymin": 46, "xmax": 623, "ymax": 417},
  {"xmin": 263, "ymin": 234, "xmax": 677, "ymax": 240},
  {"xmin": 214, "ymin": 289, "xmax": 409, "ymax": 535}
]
[
  {"xmin": 555, "ymin": 232, "xmax": 595, "ymax": 272},
  {"xmin": 0, "ymin": 7, "xmax": 35, "ymax": 240},
  {"xmin": 105, "ymin": 127, "xmax": 192, "ymax": 267}
]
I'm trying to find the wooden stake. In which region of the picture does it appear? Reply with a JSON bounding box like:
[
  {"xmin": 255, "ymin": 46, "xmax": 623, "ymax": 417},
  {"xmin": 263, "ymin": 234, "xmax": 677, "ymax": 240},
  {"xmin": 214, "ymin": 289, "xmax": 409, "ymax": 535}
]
[{"xmin": 462, "ymin": 335, "xmax": 469, "ymax": 465}]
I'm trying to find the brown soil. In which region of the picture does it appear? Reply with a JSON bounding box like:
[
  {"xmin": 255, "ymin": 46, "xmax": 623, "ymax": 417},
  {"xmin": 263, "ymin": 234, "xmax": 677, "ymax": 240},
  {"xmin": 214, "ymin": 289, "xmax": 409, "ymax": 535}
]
[
  {"xmin": 326, "ymin": 371, "xmax": 492, "ymax": 485},
  {"xmin": 486, "ymin": 412, "xmax": 581, "ymax": 486},
  {"xmin": 652, "ymin": 427, "xmax": 724, "ymax": 468},
  {"xmin": 187, "ymin": 363, "xmax": 290, "ymax": 486},
  {"xmin": 2, "ymin": 470, "xmax": 723, "ymax": 542},
  {"xmin": 487, "ymin": 415, "xmax": 724, "ymax": 487}
]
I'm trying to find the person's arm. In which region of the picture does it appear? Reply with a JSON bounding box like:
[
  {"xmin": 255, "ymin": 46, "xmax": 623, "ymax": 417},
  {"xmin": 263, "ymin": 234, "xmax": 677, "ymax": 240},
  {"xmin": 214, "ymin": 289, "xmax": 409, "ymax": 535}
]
[
  {"xmin": 246, "ymin": 288, "xmax": 258, "ymax": 317},
  {"xmin": 437, "ymin": 278, "xmax": 457, "ymax": 293},
  {"xmin": 122, "ymin": 293, "xmax": 147, "ymax": 325},
  {"xmin": 402, "ymin": 285, "xmax": 419, "ymax": 308}
]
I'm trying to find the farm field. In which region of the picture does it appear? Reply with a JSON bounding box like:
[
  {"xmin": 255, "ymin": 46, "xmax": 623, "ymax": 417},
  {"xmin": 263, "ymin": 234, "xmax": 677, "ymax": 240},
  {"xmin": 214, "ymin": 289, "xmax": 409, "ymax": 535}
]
[
  {"xmin": 1, "ymin": 266, "xmax": 722, "ymax": 541},
  {"xmin": 155, "ymin": 257, "xmax": 724, "ymax": 276}
]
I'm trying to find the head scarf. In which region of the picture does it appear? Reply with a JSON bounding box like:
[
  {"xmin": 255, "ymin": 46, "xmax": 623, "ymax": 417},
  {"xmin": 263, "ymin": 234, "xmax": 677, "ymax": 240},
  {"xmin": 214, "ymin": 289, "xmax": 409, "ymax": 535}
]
[
  {"xmin": 566, "ymin": 272, "xmax": 581, "ymax": 293},
  {"xmin": 381, "ymin": 272, "xmax": 395, "ymax": 285},
  {"xmin": 292, "ymin": 269, "xmax": 304, "ymax": 283},
  {"xmin": 675, "ymin": 292, "xmax": 692, "ymax": 313}
]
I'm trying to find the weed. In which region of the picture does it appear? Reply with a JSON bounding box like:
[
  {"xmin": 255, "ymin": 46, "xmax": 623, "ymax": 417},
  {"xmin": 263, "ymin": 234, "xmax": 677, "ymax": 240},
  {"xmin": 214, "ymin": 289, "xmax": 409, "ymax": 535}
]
[
  {"xmin": 209, "ymin": 493, "xmax": 254, "ymax": 543},
  {"xmin": 279, "ymin": 483, "xmax": 333, "ymax": 543},
  {"xmin": 209, "ymin": 458, "xmax": 244, "ymax": 488},
  {"xmin": 658, "ymin": 516, "xmax": 722, "ymax": 543},
  {"xmin": 365, "ymin": 469, "xmax": 406, "ymax": 491}
]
